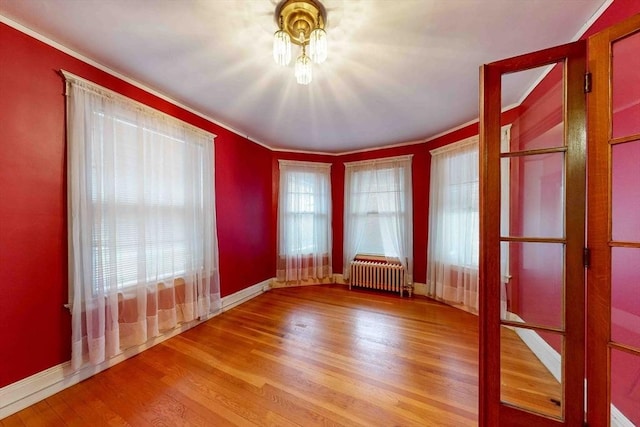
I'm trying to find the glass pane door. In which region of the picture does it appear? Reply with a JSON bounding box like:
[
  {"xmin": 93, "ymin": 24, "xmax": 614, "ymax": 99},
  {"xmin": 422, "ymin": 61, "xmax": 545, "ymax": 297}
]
[
  {"xmin": 587, "ymin": 14, "xmax": 640, "ymax": 427},
  {"xmin": 479, "ymin": 41, "xmax": 586, "ymax": 427}
]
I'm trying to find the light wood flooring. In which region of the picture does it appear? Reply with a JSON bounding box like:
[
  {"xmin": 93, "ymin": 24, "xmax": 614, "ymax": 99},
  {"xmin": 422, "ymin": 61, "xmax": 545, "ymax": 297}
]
[{"xmin": 2, "ymin": 285, "xmax": 561, "ymax": 426}]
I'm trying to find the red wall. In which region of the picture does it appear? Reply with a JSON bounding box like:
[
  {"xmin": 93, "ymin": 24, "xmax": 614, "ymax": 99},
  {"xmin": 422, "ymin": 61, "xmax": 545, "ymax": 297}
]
[
  {"xmin": 216, "ymin": 134, "xmax": 275, "ymax": 297},
  {"xmin": 0, "ymin": 23, "xmax": 275, "ymax": 387}
]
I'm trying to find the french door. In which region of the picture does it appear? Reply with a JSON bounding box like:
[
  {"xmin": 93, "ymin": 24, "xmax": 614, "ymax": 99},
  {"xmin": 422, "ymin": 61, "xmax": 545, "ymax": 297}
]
[
  {"xmin": 586, "ymin": 13, "xmax": 640, "ymax": 427},
  {"xmin": 479, "ymin": 40, "xmax": 587, "ymax": 426},
  {"xmin": 479, "ymin": 13, "xmax": 640, "ymax": 427}
]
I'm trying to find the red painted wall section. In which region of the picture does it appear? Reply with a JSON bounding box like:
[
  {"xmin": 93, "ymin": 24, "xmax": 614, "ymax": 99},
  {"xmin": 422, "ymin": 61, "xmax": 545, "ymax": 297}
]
[
  {"xmin": 582, "ymin": 0, "xmax": 640, "ymax": 38},
  {"xmin": 0, "ymin": 23, "xmax": 274, "ymax": 387},
  {"xmin": 216, "ymin": 135, "xmax": 275, "ymax": 297},
  {"xmin": 0, "ymin": 24, "xmax": 69, "ymax": 389},
  {"xmin": 332, "ymin": 160, "xmax": 345, "ymax": 274}
]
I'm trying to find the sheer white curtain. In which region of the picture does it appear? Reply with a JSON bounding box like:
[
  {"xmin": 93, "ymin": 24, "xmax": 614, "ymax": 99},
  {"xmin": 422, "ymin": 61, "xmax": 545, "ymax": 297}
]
[
  {"xmin": 343, "ymin": 156, "xmax": 413, "ymax": 284},
  {"xmin": 427, "ymin": 130, "xmax": 509, "ymax": 314},
  {"xmin": 65, "ymin": 71, "xmax": 220, "ymax": 370},
  {"xmin": 277, "ymin": 160, "xmax": 332, "ymax": 283},
  {"xmin": 427, "ymin": 137, "xmax": 479, "ymax": 312}
]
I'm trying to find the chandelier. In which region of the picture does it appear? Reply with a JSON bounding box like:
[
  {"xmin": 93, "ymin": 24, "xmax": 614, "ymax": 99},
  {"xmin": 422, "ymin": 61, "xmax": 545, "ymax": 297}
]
[{"xmin": 273, "ymin": 0, "xmax": 327, "ymax": 85}]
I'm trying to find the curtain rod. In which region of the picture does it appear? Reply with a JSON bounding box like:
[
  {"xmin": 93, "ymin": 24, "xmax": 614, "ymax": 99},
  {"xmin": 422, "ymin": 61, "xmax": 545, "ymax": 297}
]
[
  {"xmin": 343, "ymin": 154, "xmax": 413, "ymax": 168},
  {"xmin": 60, "ymin": 69, "xmax": 217, "ymax": 141},
  {"xmin": 278, "ymin": 159, "xmax": 332, "ymax": 168}
]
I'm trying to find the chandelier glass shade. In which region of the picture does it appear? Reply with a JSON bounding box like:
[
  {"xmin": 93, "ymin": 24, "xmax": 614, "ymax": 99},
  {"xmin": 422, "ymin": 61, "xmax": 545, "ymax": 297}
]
[
  {"xmin": 295, "ymin": 46, "xmax": 313, "ymax": 85},
  {"xmin": 273, "ymin": 29, "xmax": 292, "ymax": 66},
  {"xmin": 309, "ymin": 27, "xmax": 327, "ymax": 64},
  {"xmin": 273, "ymin": 0, "xmax": 327, "ymax": 84}
]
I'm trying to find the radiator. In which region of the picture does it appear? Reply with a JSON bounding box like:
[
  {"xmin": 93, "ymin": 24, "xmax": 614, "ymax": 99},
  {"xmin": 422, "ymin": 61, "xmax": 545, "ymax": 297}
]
[{"xmin": 349, "ymin": 259, "xmax": 410, "ymax": 297}]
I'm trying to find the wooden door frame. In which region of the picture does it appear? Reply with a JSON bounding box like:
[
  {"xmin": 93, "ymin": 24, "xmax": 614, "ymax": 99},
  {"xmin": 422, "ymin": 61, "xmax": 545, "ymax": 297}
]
[
  {"xmin": 586, "ymin": 13, "xmax": 640, "ymax": 427},
  {"xmin": 479, "ymin": 40, "xmax": 587, "ymax": 427}
]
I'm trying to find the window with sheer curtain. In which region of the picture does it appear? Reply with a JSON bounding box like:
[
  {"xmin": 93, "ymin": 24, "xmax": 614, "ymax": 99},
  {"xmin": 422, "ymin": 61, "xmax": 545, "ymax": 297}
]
[
  {"xmin": 427, "ymin": 130, "xmax": 509, "ymax": 314},
  {"xmin": 343, "ymin": 156, "xmax": 413, "ymax": 284},
  {"xmin": 277, "ymin": 160, "xmax": 332, "ymax": 283},
  {"xmin": 65, "ymin": 71, "xmax": 220, "ymax": 370}
]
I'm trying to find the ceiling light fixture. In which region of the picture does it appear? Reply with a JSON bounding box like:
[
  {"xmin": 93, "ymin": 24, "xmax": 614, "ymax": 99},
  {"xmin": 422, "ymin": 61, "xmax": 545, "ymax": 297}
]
[{"xmin": 273, "ymin": 0, "xmax": 327, "ymax": 85}]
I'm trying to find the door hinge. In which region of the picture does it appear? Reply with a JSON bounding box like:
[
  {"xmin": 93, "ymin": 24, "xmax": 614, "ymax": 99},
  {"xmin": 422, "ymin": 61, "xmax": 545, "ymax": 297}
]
[
  {"xmin": 584, "ymin": 247, "xmax": 591, "ymax": 268},
  {"xmin": 585, "ymin": 72, "xmax": 592, "ymax": 93}
]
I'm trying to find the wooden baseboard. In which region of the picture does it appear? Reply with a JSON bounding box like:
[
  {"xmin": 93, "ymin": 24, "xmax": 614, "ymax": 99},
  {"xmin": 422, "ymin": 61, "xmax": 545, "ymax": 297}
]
[
  {"xmin": 270, "ymin": 276, "xmax": 336, "ymax": 289},
  {"xmin": 333, "ymin": 274, "xmax": 346, "ymax": 284},
  {"xmin": 0, "ymin": 278, "xmax": 273, "ymax": 419},
  {"xmin": 412, "ymin": 282, "xmax": 428, "ymax": 296},
  {"xmin": 221, "ymin": 279, "xmax": 271, "ymax": 312}
]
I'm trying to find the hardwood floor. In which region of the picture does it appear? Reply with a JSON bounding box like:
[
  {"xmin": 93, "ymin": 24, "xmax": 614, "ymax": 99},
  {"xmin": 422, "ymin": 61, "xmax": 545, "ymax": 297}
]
[{"xmin": 2, "ymin": 285, "xmax": 560, "ymax": 426}]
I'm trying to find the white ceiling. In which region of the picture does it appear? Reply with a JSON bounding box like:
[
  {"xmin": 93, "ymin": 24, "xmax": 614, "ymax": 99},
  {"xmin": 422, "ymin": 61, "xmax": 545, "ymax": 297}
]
[{"xmin": 0, "ymin": 0, "xmax": 608, "ymax": 153}]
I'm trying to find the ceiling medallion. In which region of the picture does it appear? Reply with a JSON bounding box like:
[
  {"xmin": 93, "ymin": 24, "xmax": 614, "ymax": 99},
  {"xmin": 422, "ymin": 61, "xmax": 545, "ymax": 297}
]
[{"xmin": 273, "ymin": 0, "xmax": 327, "ymax": 85}]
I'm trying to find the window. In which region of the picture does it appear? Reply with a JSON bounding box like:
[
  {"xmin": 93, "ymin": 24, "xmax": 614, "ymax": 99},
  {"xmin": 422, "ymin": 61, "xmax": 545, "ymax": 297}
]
[
  {"xmin": 347, "ymin": 167, "xmax": 408, "ymax": 256},
  {"xmin": 66, "ymin": 71, "xmax": 220, "ymax": 369},
  {"xmin": 277, "ymin": 160, "xmax": 332, "ymax": 282},
  {"xmin": 431, "ymin": 144, "xmax": 480, "ymax": 267},
  {"xmin": 426, "ymin": 128, "xmax": 510, "ymax": 313},
  {"xmin": 343, "ymin": 156, "xmax": 413, "ymax": 283},
  {"xmin": 91, "ymin": 115, "xmax": 198, "ymax": 291}
]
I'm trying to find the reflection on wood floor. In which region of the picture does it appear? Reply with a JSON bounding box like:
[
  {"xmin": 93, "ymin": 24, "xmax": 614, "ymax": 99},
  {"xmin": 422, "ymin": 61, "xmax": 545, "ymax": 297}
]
[
  {"xmin": 2, "ymin": 285, "xmax": 561, "ymax": 426},
  {"xmin": 500, "ymin": 326, "xmax": 562, "ymax": 419}
]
